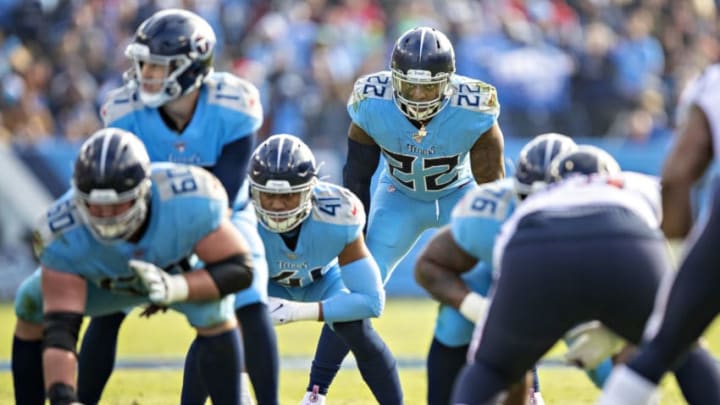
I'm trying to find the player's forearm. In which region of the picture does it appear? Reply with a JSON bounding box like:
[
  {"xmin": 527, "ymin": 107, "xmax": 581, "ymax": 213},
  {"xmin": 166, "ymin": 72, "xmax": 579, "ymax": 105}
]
[
  {"xmin": 470, "ymin": 124, "xmax": 505, "ymax": 184},
  {"xmin": 415, "ymin": 258, "xmax": 470, "ymax": 309},
  {"xmin": 661, "ymin": 183, "xmax": 694, "ymax": 238},
  {"xmin": 343, "ymin": 138, "xmax": 380, "ymax": 217},
  {"xmin": 192, "ymin": 253, "xmax": 254, "ymax": 300},
  {"xmin": 321, "ymin": 290, "xmax": 384, "ymax": 321}
]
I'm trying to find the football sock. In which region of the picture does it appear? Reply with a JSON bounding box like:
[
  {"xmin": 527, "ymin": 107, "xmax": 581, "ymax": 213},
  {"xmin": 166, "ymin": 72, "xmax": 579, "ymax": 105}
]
[
  {"xmin": 334, "ymin": 319, "xmax": 403, "ymax": 405},
  {"xmin": 426, "ymin": 338, "xmax": 468, "ymax": 405},
  {"xmin": 236, "ymin": 303, "xmax": 279, "ymax": 405},
  {"xmin": 183, "ymin": 329, "xmax": 243, "ymax": 405},
  {"xmin": 308, "ymin": 323, "xmax": 350, "ymax": 395},
  {"xmin": 77, "ymin": 312, "xmax": 127, "ymax": 404},
  {"xmin": 12, "ymin": 336, "xmax": 45, "ymax": 405}
]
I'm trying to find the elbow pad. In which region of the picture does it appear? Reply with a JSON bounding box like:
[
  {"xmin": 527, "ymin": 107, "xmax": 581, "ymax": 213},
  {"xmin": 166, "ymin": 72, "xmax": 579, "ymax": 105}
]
[
  {"xmin": 43, "ymin": 311, "xmax": 83, "ymax": 355},
  {"xmin": 343, "ymin": 138, "xmax": 380, "ymax": 217},
  {"xmin": 206, "ymin": 253, "xmax": 254, "ymax": 296}
]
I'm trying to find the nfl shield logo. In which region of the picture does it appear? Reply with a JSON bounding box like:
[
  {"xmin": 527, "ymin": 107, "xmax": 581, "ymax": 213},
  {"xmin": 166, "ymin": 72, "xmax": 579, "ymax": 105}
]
[{"xmin": 175, "ymin": 142, "xmax": 186, "ymax": 153}]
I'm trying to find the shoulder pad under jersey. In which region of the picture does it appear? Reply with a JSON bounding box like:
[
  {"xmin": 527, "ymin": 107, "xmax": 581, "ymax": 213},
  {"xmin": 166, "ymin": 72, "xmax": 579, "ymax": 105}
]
[
  {"xmin": 311, "ymin": 182, "xmax": 365, "ymax": 226},
  {"xmin": 205, "ymin": 72, "xmax": 263, "ymax": 120},
  {"xmin": 100, "ymin": 85, "xmax": 143, "ymax": 126},
  {"xmin": 449, "ymin": 75, "xmax": 500, "ymax": 116},
  {"xmin": 348, "ymin": 71, "xmax": 393, "ymax": 109},
  {"xmin": 32, "ymin": 194, "xmax": 85, "ymax": 259},
  {"xmin": 452, "ymin": 179, "xmax": 515, "ymax": 221},
  {"xmin": 151, "ymin": 163, "xmax": 229, "ymax": 206}
]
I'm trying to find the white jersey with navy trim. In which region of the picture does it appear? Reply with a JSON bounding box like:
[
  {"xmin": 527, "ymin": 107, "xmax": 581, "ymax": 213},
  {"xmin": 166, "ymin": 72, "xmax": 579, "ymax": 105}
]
[{"xmin": 494, "ymin": 172, "xmax": 661, "ymax": 271}]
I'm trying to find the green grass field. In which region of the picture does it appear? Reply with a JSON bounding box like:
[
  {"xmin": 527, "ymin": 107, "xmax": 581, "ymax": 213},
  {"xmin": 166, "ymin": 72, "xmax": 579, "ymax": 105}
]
[{"xmin": 2, "ymin": 299, "xmax": 718, "ymax": 404}]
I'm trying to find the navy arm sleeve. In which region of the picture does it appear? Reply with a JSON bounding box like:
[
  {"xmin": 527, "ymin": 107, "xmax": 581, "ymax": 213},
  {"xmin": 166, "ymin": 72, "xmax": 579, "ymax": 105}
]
[
  {"xmin": 342, "ymin": 138, "xmax": 380, "ymax": 223},
  {"xmin": 209, "ymin": 135, "xmax": 254, "ymax": 207}
]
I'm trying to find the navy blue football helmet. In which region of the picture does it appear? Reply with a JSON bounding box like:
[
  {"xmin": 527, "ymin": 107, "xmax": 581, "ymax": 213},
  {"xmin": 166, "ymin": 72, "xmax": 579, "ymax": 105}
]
[
  {"xmin": 125, "ymin": 9, "xmax": 216, "ymax": 107},
  {"xmin": 514, "ymin": 133, "xmax": 577, "ymax": 198},
  {"xmin": 73, "ymin": 128, "xmax": 152, "ymax": 241},
  {"xmin": 547, "ymin": 145, "xmax": 621, "ymax": 183},
  {"xmin": 249, "ymin": 134, "xmax": 318, "ymax": 233},
  {"xmin": 390, "ymin": 26, "xmax": 455, "ymax": 121}
]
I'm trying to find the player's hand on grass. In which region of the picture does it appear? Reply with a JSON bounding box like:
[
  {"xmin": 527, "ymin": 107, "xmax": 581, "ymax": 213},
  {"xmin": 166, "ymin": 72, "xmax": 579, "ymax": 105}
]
[{"xmin": 564, "ymin": 320, "xmax": 624, "ymax": 369}]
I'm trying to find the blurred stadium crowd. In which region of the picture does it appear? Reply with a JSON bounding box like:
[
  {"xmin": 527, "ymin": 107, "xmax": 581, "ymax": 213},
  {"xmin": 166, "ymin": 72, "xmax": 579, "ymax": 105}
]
[{"xmin": 0, "ymin": 0, "xmax": 718, "ymax": 297}]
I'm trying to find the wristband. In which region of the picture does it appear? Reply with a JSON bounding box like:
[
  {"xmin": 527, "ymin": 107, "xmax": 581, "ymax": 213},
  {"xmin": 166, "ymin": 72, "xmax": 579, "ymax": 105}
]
[{"xmin": 459, "ymin": 291, "xmax": 486, "ymax": 322}]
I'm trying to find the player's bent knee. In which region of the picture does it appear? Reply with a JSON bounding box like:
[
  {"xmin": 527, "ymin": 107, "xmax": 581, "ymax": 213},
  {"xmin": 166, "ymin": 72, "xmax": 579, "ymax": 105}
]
[
  {"xmin": 14, "ymin": 318, "xmax": 44, "ymax": 340},
  {"xmin": 43, "ymin": 312, "xmax": 83, "ymax": 354}
]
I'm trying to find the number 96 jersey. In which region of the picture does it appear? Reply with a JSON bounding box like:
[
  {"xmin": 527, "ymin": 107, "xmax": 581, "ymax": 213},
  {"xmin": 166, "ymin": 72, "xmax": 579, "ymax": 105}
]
[
  {"xmin": 451, "ymin": 178, "xmax": 519, "ymax": 267},
  {"xmin": 260, "ymin": 182, "xmax": 365, "ymax": 289},
  {"xmin": 32, "ymin": 163, "xmax": 228, "ymax": 293},
  {"xmin": 347, "ymin": 71, "xmax": 500, "ymax": 201}
]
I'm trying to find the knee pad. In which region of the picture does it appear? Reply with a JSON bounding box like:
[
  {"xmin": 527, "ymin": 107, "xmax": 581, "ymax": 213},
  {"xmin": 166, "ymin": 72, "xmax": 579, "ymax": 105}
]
[{"xmin": 15, "ymin": 270, "xmax": 44, "ymax": 324}]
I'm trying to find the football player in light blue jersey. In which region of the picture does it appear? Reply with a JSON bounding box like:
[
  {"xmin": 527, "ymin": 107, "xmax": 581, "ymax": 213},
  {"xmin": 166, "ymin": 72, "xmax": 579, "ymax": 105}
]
[
  {"xmin": 252, "ymin": 134, "xmax": 402, "ymax": 405},
  {"xmin": 306, "ymin": 26, "xmax": 506, "ymax": 400},
  {"xmin": 77, "ymin": 9, "xmax": 277, "ymax": 405},
  {"xmin": 12, "ymin": 129, "xmax": 255, "ymax": 405},
  {"xmin": 415, "ymin": 133, "xmax": 576, "ymax": 405}
]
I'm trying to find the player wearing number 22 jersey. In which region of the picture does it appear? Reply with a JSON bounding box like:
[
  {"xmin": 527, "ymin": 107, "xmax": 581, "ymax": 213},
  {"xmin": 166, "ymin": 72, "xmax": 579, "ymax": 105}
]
[{"xmin": 305, "ymin": 26, "xmax": 507, "ymax": 404}]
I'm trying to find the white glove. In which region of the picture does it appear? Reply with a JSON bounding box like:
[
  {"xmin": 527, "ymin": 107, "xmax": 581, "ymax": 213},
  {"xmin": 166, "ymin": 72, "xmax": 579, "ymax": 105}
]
[
  {"xmin": 563, "ymin": 321, "xmax": 624, "ymax": 369},
  {"xmin": 267, "ymin": 297, "xmax": 320, "ymax": 325},
  {"xmin": 130, "ymin": 259, "xmax": 189, "ymax": 305}
]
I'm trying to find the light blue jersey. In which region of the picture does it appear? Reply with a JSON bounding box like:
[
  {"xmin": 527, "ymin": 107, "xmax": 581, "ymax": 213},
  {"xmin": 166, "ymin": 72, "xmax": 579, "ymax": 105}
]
[
  {"xmin": 451, "ymin": 178, "xmax": 519, "ymax": 270},
  {"xmin": 101, "ymin": 72, "xmax": 262, "ymax": 207},
  {"xmin": 347, "ymin": 71, "xmax": 499, "ymax": 201},
  {"xmin": 433, "ymin": 178, "xmax": 517, "ymax": 347},
  {"xmin": 347, "ymin": 71, "xmax": 501, "ymax": 281},
  {"xmin": 19, "ymin": 163, "xmax": 234, "ymax": 327},
  {"xmin": 101, "ymin": 71, "xmax": 267, "ymax": 307},
  {"xmin": 262, "ymin": 182, "xmax": 384, "ymax": 323}
]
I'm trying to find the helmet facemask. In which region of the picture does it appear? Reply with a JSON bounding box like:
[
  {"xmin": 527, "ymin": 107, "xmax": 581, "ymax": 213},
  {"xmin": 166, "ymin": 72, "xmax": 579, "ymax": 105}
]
[
  {"xmin": 391, "ymin": 68, "xmax": 452, "ymax": 121},
  {"xmin": 74, "ymin": 179, "xmax": 151, "ymax": 241},
  {"xmin": 250, "ymin": 177, "xmax": 317, "ymax": 233},
  {"xmin": 124, "ymin": 43, "xmax": 199, "ymax": 107}
]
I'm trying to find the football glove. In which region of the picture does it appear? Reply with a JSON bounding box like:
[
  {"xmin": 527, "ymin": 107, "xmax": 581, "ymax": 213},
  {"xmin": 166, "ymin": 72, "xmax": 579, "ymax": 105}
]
[
  {"xmin": 564, "ymin": 320, "xmax": 624, "ymax": 369},
  {"xmin": 130, "ymin": 259, "xmax": 189, "ymax": 305},
  {"xmin": 267, "ymin": 297, "xmax": 320, "ymax": 325}
]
